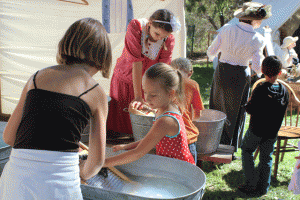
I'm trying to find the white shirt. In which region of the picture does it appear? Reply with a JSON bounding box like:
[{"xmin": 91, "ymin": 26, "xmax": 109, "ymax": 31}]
[
  {"xmin": 278, "ymin": 48, "xmax": 298, "ymax": 68},
  {"xmin": 207, "ymin": 22, "xmax": 266, "ymax": 77},
  {"xmin": 138, "ymin": 18, "xmax": 165, "ymax": 60}
]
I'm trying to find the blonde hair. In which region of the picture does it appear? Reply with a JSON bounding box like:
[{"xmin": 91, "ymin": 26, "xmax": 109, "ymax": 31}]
[
  {"xmin": 170, "ymin": 57, "xmax": 193, "ymax": 75},
  {"xmin": 144, "ymin": 63, "xmax": 184, "ymax": 105},
  {"xmin": 57, "ymin": 18, "xmax": 112, "ymax": 78}
]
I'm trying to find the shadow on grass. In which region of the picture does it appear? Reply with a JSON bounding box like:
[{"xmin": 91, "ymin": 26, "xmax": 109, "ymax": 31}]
[
  {"xmin": 270, "ymin": 176, "xmax": 291, "ymax": 188},
  {"xmin": 203, "ymin": 169, "xmax": 269, "ymax": 199},
  {"xmin": 198, "ymin": 161, "xmax": 226, "ymax": 174},
  {"xmin": 202, "ymin": 189, "xmax": 243, "ymax": 200},
  {"xmin": 222, "ymin": 167, "xmax": 291, "ymax": 187},
  {"xmin": 203, "ymin": 188, "xmax": 274, "ymax": 199},
  {"xmin": 223, "ymin": 169, "xmax": 244, "ymax": 189}
]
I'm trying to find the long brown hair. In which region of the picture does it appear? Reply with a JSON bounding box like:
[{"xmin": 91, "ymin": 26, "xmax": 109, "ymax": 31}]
[
  {"xmin": 239, "ymin": 19, "xmax": 252, "ymax": 25},
  {"xmin": 57, "ymin": 18, "xmax": 112, "ymax": 78},
  {"xmin": 145, "ymin": 9, "xmax": 175, "ymax": 51},
  {"xmin": 150, "ymin": 9, "xmax": 174, "ymax": 32}
]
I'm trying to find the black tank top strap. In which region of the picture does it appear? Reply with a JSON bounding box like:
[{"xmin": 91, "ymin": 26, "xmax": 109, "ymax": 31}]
[
  {"xmin": 78, "ymin": 83, "xmax": 99, "ymax": 98},
  {"xmin": 33, "ymin": 71, "xmax": 39, "ymax": 89}
]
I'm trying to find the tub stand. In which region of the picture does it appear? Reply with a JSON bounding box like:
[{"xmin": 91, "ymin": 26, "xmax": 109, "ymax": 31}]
[{"xmin": 197, "ymin": 144, "xmax": 234, "ymax": 168}]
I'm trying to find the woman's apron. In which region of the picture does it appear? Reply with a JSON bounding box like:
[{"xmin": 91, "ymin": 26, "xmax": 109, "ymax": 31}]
[
  {"xmin": 0, "ymin": 148, "xmax": 82, "ymax": 200},
  {"xmin": 209, "ymin": 62, "xmax": 251, "ymax": 151}
]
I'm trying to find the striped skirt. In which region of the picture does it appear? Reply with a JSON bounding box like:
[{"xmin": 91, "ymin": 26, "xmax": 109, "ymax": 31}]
[{"xmin": 0, "ymin": 148, "xmax": 83, "ymax": 200}]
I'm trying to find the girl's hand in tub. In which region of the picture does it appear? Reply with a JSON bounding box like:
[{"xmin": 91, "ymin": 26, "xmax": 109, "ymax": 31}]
[
  {"xmin": 113, "ymin": 144, "xmax": 126, "ymax": 152},
  {"xmin": 79, "ymin": 159, "xmax": 87, "ymax": 181}
]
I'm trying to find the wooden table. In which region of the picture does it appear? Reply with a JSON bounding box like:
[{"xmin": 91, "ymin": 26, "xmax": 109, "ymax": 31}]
[{"xmin": 197, "ymin": 144, "xmax": 234, "ymax": 168}]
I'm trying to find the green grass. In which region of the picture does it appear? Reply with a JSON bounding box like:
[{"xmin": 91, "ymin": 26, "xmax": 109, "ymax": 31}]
[
  {"xmin": 191, "ymin": 63, "xmax": 214, "ymax": 107},
  {"xmin": 191, "ymin": 62, "xmax": 300, "ymax": 199}
]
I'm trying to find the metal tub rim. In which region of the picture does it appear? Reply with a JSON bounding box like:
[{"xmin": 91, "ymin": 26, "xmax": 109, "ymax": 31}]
[
  {"xmin": 82, "ymin": 150, "xmax": 206, "ymax": 200},
  {"xmin": 193, "ymin": 109, "xmax": 227, "ymax": 123},
  {"xmin": 122, "ymin": 154, "xmax": 206, "ymax": 199}
]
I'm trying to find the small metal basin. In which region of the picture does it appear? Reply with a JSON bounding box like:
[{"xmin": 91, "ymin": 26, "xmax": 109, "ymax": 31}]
[{"xmin": 194, "ymin": 109, "xmax": 227, "ymax": 154}]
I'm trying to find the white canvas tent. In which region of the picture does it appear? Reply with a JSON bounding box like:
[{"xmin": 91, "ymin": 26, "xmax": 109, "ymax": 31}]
[
  {"xmin": 223, "ymin": 0, "xmax": 300, "ymax": 40},
  {"xmin": 0, "ymin": 0, "xmax": 186, "ymax": 116}
]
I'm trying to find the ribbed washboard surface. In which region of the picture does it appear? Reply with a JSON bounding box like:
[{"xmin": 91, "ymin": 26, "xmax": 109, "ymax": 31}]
[{"xmin": 86, "ymin": 170, "xmax": 126, "ymax": 191}]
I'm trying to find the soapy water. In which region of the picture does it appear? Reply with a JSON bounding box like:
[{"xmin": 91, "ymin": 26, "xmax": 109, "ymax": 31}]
[
  {"xmin": 121, "ymin": 175, "xmax": 194, "ymax": 198},
  {"xmin": 86, "ymin": 171, "xmax": 195, "ymax": 199}
]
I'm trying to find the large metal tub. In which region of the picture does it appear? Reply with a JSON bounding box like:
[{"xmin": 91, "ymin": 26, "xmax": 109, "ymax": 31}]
[
  {"xmin": 0, "ymin": 122, "xmax": 11, "ymax": 176},
  {"xmin": 81, "ymin": 148, "xmax": 206, "ymax": 200},
  {"xmin": 194, "ymin": 109, "xmax": 227, "ymax": 154}
]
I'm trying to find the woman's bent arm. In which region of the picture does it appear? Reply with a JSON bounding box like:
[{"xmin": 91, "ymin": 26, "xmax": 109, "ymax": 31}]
[
  {"xmin": 3, "ymin": 76, "xmax": 33, "ymax": 146},
  {"xmin": 132, "ymin": 61, "xmax": 143, "ymax": 101},
  {"xmin": 80, "ymin": 88, "xmax": 107, "ymax": 180}
]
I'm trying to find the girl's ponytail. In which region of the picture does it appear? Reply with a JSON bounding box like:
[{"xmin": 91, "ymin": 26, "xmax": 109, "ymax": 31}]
[{"xmin": 144, "ymin": 63, "xmax": 185, "ymax": 108}]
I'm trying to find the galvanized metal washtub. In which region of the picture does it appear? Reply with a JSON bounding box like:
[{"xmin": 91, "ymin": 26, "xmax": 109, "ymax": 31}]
[
  {"xmin": 0, "ymin": 122, "xmax": 11, "ymax": 176},
  {"xmin": 125, "ymin": 108, "xmax": 155, "ymax": 141},
  {"xmin": 81, "ymin": 148, "xmax": 206, "ymax": 200},
  {"xmin": 193, "ymin": 109, "xmax": 227, "ymax": 154}
]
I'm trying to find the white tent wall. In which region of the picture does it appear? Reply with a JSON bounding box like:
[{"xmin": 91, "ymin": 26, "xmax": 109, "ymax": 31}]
[
  {"xmin": 0, "ymin": 0, "xmax": 186, "ymax": 115},
  {"xmin": 223, "ymin": 0, "xmax": 300, "ymax": 37}
]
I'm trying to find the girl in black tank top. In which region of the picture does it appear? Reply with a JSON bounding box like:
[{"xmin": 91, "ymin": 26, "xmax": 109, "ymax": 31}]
[
  {"xmin": 0, "ymin": 18, "xmax": 112, "ymax": 199},
  {"xmin": 13, "ymin": 70, "xmax": 99, "ymax": 152}
]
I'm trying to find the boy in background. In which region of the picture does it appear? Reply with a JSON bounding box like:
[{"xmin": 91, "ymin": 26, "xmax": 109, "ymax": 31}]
[
  {"xmin": 239, "ymin": 56, "xmax": 289, "ymax": 197},
  {"xmin": 171, "ymin": 57, "xmax": 204, "ymax": 163}
]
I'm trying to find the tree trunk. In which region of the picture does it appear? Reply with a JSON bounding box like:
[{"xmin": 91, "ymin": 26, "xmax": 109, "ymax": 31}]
[
  {"xmin": 220, "ymin": 14, "xmax": 225, "ymax": 27},
  {"xmin": 207, "ymin": 15, "xmax": 219, "ymax": 30}
]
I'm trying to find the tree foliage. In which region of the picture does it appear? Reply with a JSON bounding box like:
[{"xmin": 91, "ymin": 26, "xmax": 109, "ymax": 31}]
[
  {"xmin": 185, "ymin": 0, "xmax": 247, "ymax": 53},
  {"xmin": 185, "ymin": 0, "xmax": 244, "ymax": 29}
]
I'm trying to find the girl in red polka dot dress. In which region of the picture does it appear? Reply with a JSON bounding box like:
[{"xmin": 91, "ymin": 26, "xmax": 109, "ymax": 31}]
[{"xmin": 104, "ymin": 63, "xmax": 195, "ymax": 167}]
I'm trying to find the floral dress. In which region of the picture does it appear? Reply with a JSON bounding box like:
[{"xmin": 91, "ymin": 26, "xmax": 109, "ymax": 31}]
[{"xmin": 107, "ymin": 18, "xmax": 175, "ymax": 136}]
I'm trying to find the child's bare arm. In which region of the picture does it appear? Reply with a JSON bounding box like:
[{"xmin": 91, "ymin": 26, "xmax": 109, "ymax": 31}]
[
  {"xmin": 192, "ymin": 84, "xmax": 204, "ymax": 120},
  {"xmin": 192, "ymin": 105, "xmax": 201, "ymax": 120},
  {"xmin": 112, "ymin": 141, "xmax": 141, "ymax": 152},
  {"xmin": 104, "ymin": 117, "xmax": 177, "ymax": 167}
]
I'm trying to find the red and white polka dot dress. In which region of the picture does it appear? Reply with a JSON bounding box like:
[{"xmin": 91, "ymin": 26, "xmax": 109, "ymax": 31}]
[{"xmin": 155, "ymin": 111, "xmax": 196, "ymax": 165}]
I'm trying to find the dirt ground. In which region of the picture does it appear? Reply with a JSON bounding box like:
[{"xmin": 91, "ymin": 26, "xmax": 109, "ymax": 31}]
[{"xmin": 187, "ymin": 52, "xmax": 208, "ymax": 65}]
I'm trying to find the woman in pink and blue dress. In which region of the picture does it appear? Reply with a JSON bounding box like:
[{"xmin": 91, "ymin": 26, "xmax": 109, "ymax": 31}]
[{"xmin": 107, "ymin": 9, "xmax": 181, "ymax": 138}]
